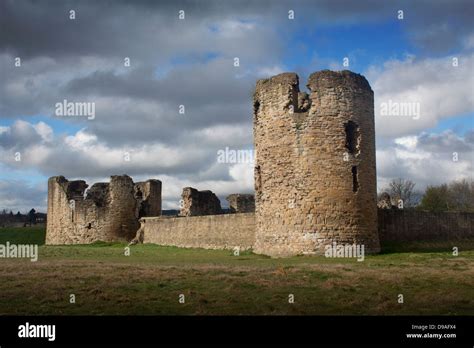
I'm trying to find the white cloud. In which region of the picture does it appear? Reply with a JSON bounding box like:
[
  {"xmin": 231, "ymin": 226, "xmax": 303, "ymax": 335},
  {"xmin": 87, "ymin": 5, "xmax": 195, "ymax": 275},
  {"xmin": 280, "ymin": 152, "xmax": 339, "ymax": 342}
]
[
  {"xmin": 193, "ymin": 124, "xmax": 253, "ymax": 146},
  {"xmin": 394, "ymin": 136, "xmax": 418, "ymax": 150},
  {"xmin": 33, "ymin": 122, "xmax": 53, "ymax": 142},
  {"xmin": 229, "ymin": 162, "xmax": 254, "ymax": 190},
  {"xmin": 213, "ymin": 19, "xmax": 257, "ymax": 38},
  {"xmin": 257, "ymin": 65, "xmax": 285, "ymax": 78},
  {"xmin": 64, "ymin": 129, "xmax": 97, "ymax": 149},
  {"xmin": 0, "ymin": 120, "xmax": 255, "ymax": 210},
  {"xmin": 377, "ymin": 130, "xmax": 473, "ymax": 191},
  {"xmin": 368, "ymin": 53, "xmax": 474, "ymax": 137}
]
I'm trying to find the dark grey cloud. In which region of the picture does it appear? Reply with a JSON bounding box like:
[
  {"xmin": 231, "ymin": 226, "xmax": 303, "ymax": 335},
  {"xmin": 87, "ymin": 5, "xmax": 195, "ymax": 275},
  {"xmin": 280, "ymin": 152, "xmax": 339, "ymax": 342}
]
[
  {"xmin": 0, "ymin": 120, "xmax": 43, "ymax": 148},
  {"xmin": 0, "ymin": 0, "xmax": 279, "ymax": 152},
  {"xmin": 60, "ymin": 59, "xmax": 254, "ymax": 145},
  {"xmin": 0, "ymin": 0, "xmax": 284, "ymax": 62},
  {"xmin": 417, "ymin": 130, "xmax": 474, "ymax": 154},
  {"xmin": 1, "ymin": 0, "xmax": 473, "ymax": 211},
  {"xmin": 2, "ymin": 0, "xmax": 472, "ymax": 61},
  {"xmin": 0, "ymin": 124, "xmax": 230, "ymax": 179}
]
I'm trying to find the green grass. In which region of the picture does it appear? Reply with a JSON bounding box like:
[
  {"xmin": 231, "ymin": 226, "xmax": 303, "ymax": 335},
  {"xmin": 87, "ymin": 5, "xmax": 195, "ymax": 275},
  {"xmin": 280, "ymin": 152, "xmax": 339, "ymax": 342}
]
[
  {"xmin": 0, "ymin": 226, "xmax": 46, "ymax": 245},
  {"xmin": 0, "ymin": 227, "xmax": 473, "ymax": 315}
]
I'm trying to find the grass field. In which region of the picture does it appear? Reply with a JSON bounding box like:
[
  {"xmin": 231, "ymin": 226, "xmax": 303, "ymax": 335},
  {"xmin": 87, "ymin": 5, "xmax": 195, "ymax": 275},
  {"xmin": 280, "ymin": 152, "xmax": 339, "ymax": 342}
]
[{"xmin": 0, "ymin": 227, "xmax": 473, "ymax": 315}]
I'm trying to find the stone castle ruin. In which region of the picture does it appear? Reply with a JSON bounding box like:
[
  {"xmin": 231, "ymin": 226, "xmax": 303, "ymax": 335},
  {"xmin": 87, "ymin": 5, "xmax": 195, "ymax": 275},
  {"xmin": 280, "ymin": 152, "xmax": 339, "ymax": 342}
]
[
  {"xmin": 253, "ymin": 70, "xmax": 379, "ymax": 256},
  {"xmin": 179, "ymin": 187, "xmax": 222, "ymax": 216},
  {"xmin": 46, "ymin": 175, "xmax": 161, "ymax": 244},
  {"xmin": 226, "ymin": 194, "xmax": 255, "ymax": 213},
  {"xmin": 46, "ymin": 70, "xmax": 473, "ymax": 256}
]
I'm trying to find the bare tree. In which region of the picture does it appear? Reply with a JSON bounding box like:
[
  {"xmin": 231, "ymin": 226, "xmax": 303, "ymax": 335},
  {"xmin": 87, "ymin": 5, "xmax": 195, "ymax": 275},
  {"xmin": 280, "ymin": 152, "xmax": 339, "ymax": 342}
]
[{"xmin": 384, "ymin": 178, "xmax": 417, "ymax": 208}]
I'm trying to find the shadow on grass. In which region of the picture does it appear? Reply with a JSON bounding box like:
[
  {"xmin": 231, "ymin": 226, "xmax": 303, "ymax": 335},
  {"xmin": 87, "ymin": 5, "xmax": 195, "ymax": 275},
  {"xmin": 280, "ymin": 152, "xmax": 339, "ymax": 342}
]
[
  {"xmin": 2, "ymin": 226, "xmax": 474, "ymax": 257},
  {"xmin": 380, "ymin": 239, "xmax": 474, "ymax": 254}
]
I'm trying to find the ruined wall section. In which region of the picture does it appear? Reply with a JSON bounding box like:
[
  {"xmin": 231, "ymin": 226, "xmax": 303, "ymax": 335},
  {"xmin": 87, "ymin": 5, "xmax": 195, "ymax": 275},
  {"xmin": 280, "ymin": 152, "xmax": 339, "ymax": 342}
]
[
  {"xmin": 141, "ymin": 213, "xmax": 255, "ymax": 250},
  {"xmin": 46, "ymin": 176, "xmax": 85, "ymax": 244},
  {"xmin": 46, "ymin": 175, "xmax": 161, "ymax": 245},
  {"xmin": 179, "ymin": 187, "xmax": 222, "ymax": 216},
  {"xmin": 378, "ymin": 210, "xmax": 474, "ymax": 243},
  {"xmin": 226, "ymin": 194, "xmax": 255, "ymax": 213},
  {"xmin": 253, "ymin": 70, "xmax": 380, "ymax": 257},
  {"xmin": 140, "ymin": 210, "xmax": 474, "ymax": 252},
  {"xmin": 134, "ymin": 180, "xmax": 162, "ymax": 218}
]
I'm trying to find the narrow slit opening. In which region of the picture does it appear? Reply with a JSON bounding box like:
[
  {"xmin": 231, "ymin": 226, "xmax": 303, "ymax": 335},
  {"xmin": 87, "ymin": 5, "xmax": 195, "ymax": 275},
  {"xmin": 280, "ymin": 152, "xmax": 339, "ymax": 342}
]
[
  {"xmin": 253, "ymin": 100, "xmax": 260, "ymax": 115},
  {"xmin": 345, "ymin": 120, "xmax": 360, "ymax": 155},
  {"xmin": 352, "ymin": 166, "xmax": 359, "ymax": 193},
  {"xmin": 255, "ymin": 165, "xmax": 262, "ymax": 195}
]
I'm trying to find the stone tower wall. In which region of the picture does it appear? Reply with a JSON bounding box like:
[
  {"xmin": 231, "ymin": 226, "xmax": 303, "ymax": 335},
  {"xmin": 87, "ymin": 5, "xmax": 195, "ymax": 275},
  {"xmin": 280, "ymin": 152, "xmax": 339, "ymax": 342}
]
[
  {"xmin": 253, "ymin": 70, "xmax": 380, "ymax": 257},
  {"xmin": 46, "ymin": 175, "xmax": 162, "ymax": 244}
]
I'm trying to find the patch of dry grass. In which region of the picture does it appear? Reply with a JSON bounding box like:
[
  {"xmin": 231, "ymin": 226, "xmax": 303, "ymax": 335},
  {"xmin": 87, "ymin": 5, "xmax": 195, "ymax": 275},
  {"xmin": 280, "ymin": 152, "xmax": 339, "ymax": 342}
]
[{"xmin": 0, "ymin": 243, "xmax": 473, "ymax": 315}]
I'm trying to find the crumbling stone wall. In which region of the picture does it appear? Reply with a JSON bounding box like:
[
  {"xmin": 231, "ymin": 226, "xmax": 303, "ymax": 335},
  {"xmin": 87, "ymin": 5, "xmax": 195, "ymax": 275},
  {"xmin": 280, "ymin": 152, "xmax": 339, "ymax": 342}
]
[
  {"xmin": 253, "ymin": 70, "xmax": 380, "ymax": 257},
  {"xmin": 226, "ymin": 194, "xmax": 255, "ymax": 213},
  {"xmin": 141, "ymin": 213, "xmax": 255, "ymax": 250},
  {"xmin": 179, "ymin": 187, "xmax": 222, "ymax": 216},
  {"xmin": 134, "ymin": 180, "xmax": 162, "ymax": 218},
  {"xmin": 46, "ymin": 175, "xmax": 161, "ymax": 244},
  {"xmin": 138, "ymin": 210, "xmax": 474, "ymax": 251},
  {"xmin": 46, "ymin": 69, "xmax": 386, "ymax": 256},
  {"xmin": 378, "ymin": 210, "xmax": 474, "ymax": 242}
]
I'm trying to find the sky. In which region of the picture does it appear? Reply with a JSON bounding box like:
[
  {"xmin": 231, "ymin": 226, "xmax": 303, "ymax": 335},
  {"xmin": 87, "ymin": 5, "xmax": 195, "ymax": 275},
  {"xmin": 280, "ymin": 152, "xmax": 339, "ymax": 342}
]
[{"xmin": 0, "ymin": 0, "xmax": 473, "ymax": 213}]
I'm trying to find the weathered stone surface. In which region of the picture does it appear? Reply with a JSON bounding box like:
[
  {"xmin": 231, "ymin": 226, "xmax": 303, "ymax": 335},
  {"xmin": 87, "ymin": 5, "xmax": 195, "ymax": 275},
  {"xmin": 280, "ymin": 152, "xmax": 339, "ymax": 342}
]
[
  {"xmin": 253, "ymin": 70, "xmax": 381, "ymax": 257},
  {"xmin": 46, "ymin": 69, "xmax": 389, "ymax": 257},
  {"xmin": 226, "ymin": 194, "xmax": 255, "ymax": 213},
  {"xmin": 141, "ymin": 213, "xmax": 255, "ymax": 250},
  {"xmin": 378, "ymin": 210, "xmax": 474, "ymax": 242},
  {"xmin": 134, "ymin": 180, "xmax": 162, "ymax": 217},
  {"xmin": 139, "ymin": 210, "xmax": 474, "ymax": 250},
  {"xmin": 179, "ymin": 187, "xmax": 222, "ymax": 216},
  {"xmin": 46, "ymin": 175, "xmax": 161, "ymax": 244}
]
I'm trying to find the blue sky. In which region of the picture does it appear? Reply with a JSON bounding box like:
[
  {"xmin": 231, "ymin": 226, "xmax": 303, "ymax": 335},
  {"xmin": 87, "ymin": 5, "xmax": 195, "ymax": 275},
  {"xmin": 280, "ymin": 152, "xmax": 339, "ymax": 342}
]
[{"xmin": 284, "ymin": 21, "xmax": 412, "ymax": 65}]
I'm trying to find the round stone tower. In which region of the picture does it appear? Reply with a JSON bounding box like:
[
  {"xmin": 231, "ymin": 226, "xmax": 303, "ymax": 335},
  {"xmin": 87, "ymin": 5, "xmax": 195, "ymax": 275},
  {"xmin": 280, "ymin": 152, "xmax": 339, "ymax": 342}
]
[{"xmin": 253, "ymin": 70, "xmax": 380, "ymax": 257}]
